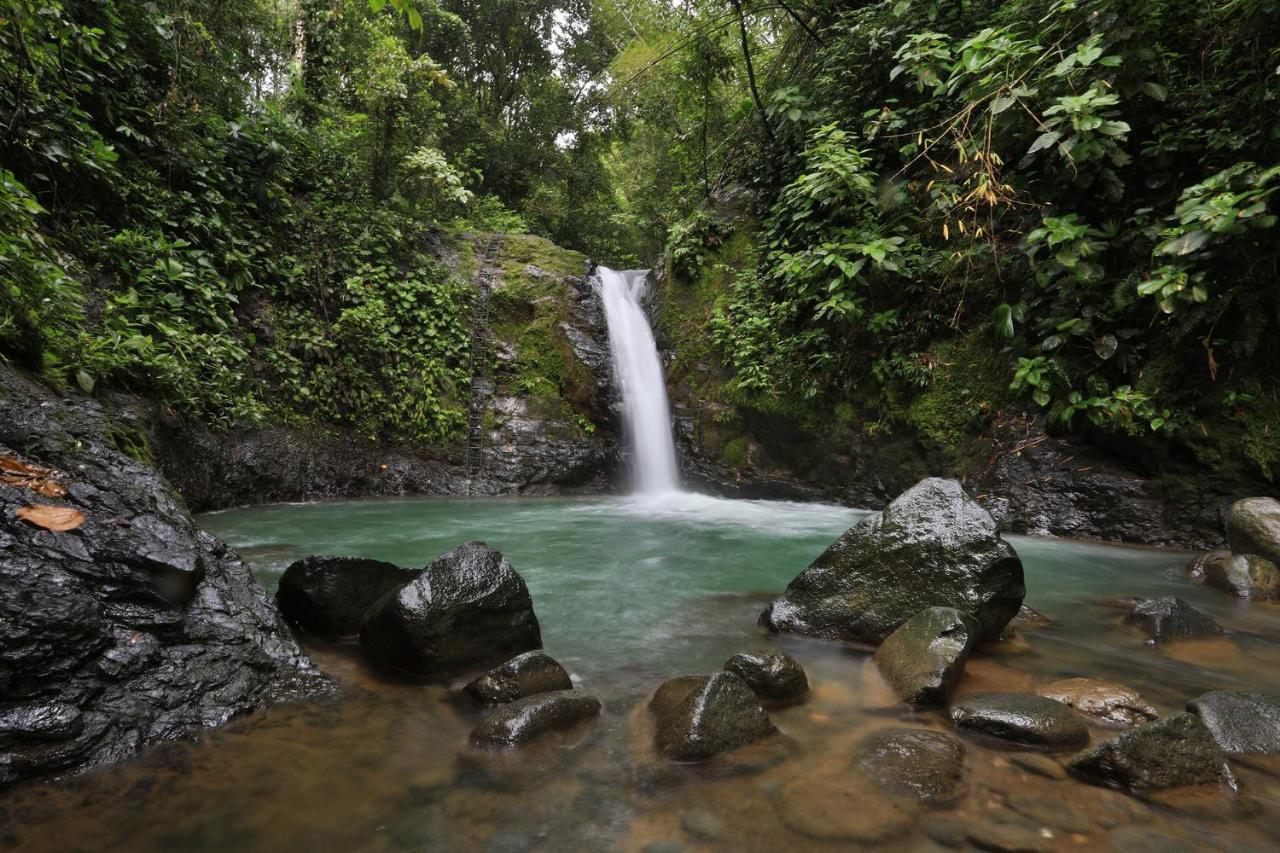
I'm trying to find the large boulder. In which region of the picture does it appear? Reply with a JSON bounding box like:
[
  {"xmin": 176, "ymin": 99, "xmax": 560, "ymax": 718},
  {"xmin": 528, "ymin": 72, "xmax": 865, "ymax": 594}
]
[
  {"xmin": 1036, "ymin": 677, "xmax": 1157, "ymax": 727},
  {"xmin": 723, "ymin": 651, "xmax": 808, "ymax": 703},
  {"xmin": 649, "ymin": 672, "xmax": 776, "ymax": 761},
  {"xmin": 1204, "ymin": 554, "xmax": 1280, "ymax": 602},
  {"xmin": 853, "ymin": 728, "xmax": 967, "ymax": 805},
  {"xmin": 1125, "ymin": 597, "xmax": 1222, "ymax": 643},
  {"xmin": 760, "ymin": 479, "xmax": 1024, "ymax": 644},
  {"xmin": 873, "ymin": 607, "xmax": 978, "ymax": 708},
  {"xmin": 359, "ymin": 541, "xmax": 542, "ymax": 678},
  {"xmin": 0, "ymin": 368, "xmax": 329, "ymax": 788},
  {"xmin": 1226, "ymin": 497, "xmax": 1280, "ymax": 566},
  {"xmin": 1187, "ymin": 690, "xmax": 1280, "ymax": 754},
  {"xmin": 468, "ymin": 691, "xmax": 601, "ymax": 748},
  {"xmin": 277, "ymin": 555, "xmax": 419, "ymax": 639},
  {"xmin": 948, "ymin": 692, "xmax": 1089, "ymax": 750},
  {"xmin": 464, "ymin": 650, "xmax": 573, "ymax": 705},
  {"xmin": 1068, "ymin": 712, "xmax": 1236, "ymax": 791}
]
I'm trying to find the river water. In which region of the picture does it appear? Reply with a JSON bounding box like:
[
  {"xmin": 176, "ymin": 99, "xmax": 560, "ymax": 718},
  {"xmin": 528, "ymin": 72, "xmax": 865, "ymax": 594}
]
[{"xmin": 7, "ymin": 494, "xmax": 1280, "ymax": 851}]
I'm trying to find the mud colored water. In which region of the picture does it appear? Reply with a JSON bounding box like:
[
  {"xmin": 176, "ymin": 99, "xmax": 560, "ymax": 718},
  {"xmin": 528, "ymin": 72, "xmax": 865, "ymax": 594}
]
[{"xmin": 7, "ymin": 495, "xmax": 1280, "ymax": 851}]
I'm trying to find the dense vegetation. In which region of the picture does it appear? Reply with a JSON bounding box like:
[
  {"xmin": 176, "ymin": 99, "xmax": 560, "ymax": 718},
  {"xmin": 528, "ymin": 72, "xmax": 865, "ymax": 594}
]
[{"xmin": 2, "ymin": 0, "xmax": 1278, "ymax": 478}]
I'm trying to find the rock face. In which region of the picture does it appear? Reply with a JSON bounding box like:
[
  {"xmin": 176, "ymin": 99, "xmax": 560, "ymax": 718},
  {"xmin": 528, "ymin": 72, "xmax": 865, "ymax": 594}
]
[
  {"xmin": 1036, "ymin": 678, "xmax": 1158, "ymax": 727},
  {"xmin": 723, "ymin": 651, "xmax": 808, "ymax": 703},
  {"xmin": 468, "ymin": 691, "xmax": 602, "ymax": 748},
  {"xmin": 1125, "ymin": 597, "xmax": 1223, "ymax": 643},
  {"xmin": 1226, "ymin": 497, "xmax": 1280, "ymax": 566},
  {"xmin": 277, "ymin": 556, "xmax": 420, "ymax": 639},
  {"xmin": 949, "ymin": 692, "xmax": 1089, "ymax": 750},
  {"xmin": 359, "ymin": 541, "xmax": 542, "ymax": 678},
  {"xmin": 649, "ymin": 672, "xmax": 777, "ymax": 761},
  {"xmin": 853, "ymin": 728, "xmax": 967, "ymax": 805},
  {"xmin": 464, "ymin": 651, "xmax": 573, "ymax": 705},
  {"xmin": 874, "ymin": 608, "xmax": 978, "ymax": 707},
  {"xmin": 0, "ymin": 368, "xmax": 328, "ymax": 788},
  {"xmin": 1187, "ymin": 690, "xmax": 1280, "ymax": 754},
  {"xmin": 1204, "ymin": 554, "xmax": 1280, "ymax": 601},
  {"xmin": 760, "ymin": 479, "xmax": 1025, "ymax": 644},
  {"xmin": 1068, "ymin": 712, "xmax": 1236, "ymax": 791}
]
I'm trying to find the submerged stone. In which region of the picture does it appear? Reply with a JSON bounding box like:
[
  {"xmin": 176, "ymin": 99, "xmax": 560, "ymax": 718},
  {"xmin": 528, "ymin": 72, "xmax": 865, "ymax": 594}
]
[
  {"xmin": 723, "ymin": 650, "xmax": 808, "ymax": 702},
  {"xmin": 948, "ymin": 692, "xmax": 1089, "ymax": 750},
  {"xmin": 873, "ymin": 607, "xmax": 978, "ymax": 708},
  {"xmin": 1068, "ymin": 712, "xmax": 1235, "ymax": 792},
  {"xmin": 1036, "ymin": 677, "xmax": 1158, "ymax": 727},
  {"xmin": 649, "ymin": 672, "xmax": 776, "ymax": 762},
  {"xmin": 1204, "ymin": 554, "xmax": 1280, "ymax": 602},
  {"xmin": 464, "ymin": 650, "xmax": 573, "ymax": 705},
  {"xmin": 468, "ymin": 691, "xmax": 601, "ymax": 748},
  {"xmin": 1226, "ymin": 497, "xmax": 1280, "ymax": 566},
  {"xmin": 760, "ymin": 478, "xmax": 1025, "ymax": 644},
  {"xmin": 1186, "ymin": 690, "xmax": 1280, "ymax": 754},
  {"xmin": 277, "ymin": 555, "xmax": 419, "ymax": 639},
  {"xmin": 852, "ymin": 727, "xmax": 967, "ymax": 805},
  {"xmin": 1125, "ymin": 597, "xmax": 1222, "ymax": 643},
  {"xmin": 1185, "ymin": 550, "xmax": 1229, "ymax": 582},
  {"xmin": 359, "ymin": 541, "xmax": 542, "ymax": 678}
]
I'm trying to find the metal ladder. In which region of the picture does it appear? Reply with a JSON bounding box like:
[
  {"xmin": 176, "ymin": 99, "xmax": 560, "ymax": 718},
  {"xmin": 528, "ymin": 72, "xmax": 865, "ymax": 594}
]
[{"xmin": 465, "ymin": 234, "xmax": 502, "ymax": 495}]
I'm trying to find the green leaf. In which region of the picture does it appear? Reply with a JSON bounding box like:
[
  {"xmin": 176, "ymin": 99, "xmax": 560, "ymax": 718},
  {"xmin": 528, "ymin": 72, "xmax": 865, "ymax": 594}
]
[
  {"xmin": 1027, "ymin": 131, "xmax": 1061, "ymax": 154},
  {"xmin": 75, "ymin": 370, "xmax": 95, "ymax": 394}
]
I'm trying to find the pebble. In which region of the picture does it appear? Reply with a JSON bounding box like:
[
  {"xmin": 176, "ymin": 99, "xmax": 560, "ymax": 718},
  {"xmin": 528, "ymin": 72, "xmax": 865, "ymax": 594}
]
[
  {"xmin": 680, "ymin": 809, "xmax": 722, "ymax": 841},
  {"xmin": 1009, "ymin": 753, "xmax": 1067, "ymax": 780}
]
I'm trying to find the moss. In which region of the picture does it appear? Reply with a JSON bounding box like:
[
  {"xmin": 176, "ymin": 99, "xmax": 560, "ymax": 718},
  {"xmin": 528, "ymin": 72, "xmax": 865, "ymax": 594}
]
[
  {"xmin": 721, "ymin": 436, "xmax": 750, "ymax": 469},
  {"xmin": 498, "ymin": 233, "xmax": 587, "ymax": 280},
  {"xmin": 106, "ymin": 424, "xmax": 153, "ymax": 466}
]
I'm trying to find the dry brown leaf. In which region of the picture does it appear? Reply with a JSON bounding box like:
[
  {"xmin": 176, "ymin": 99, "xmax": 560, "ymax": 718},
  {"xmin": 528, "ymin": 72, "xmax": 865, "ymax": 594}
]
[
  {"xmin": 0, "ymin": 454, "xmax": 68, "ymax": 498},
  {"xmin": 16, "ymin": 504, "xmax": 86, "ymax": 532}
]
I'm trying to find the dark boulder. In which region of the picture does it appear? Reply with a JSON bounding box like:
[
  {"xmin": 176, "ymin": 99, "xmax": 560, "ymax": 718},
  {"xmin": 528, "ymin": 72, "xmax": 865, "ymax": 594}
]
[
  {"xmin": 853, "ymin": 727, "xmax": 967, "ymax": 805},
  {"xmin": 0, "ymin": 368, "xmax": 329, "ymax": 788},
  {"xmin": 1068, "ymin": 712, "xmax": 1236, "ymax": 791},
  {"xmin": 468, "ymin": 691, "xmax": 601, "ymax": 748},
  {"xmin": 277, "ymin": 555, "xmax": 419, "ymax": 639},
  {"xmin": 1204, "ymin": 554, "xmax": 1280, "ymax": 602},
  {"xmin": 464, "ymin": 650, "xmax": 573, "ymax": 705},
  {"xmin": 873, "ymin": 607, "xmax": 978, "ymax": 707},
  {"xmin": 1226, "ymin": 497, "xmax": 1280, "ymax": 566},
  {"xmin": 649, "ymin": 672, "xmax": 776, "ymax": 761},
  {"xmin": 359, "ymin": 541, "xmax": 542, "ymax": 679},
  {"xmin": 1186, "ymin": 690, "xmax": 1280, "ymax": 754},
  {"xmin": 723, "ymin": 651, "xmax": 808, "ymax": 703},
  {"xmin": 1125, "ymin": 597, "xmax": 1222, "ymax": 643},
  {"xmin": 760, "ymin": 479, "xmax": 1024, "ymax": 644},
  {"xmin": 1036, "ymin": 677, "xmax": 1158, "ymax": 727},
  {"xmin": 948, "ymin": 692, "xmax": 1089, "ymax": 750}
]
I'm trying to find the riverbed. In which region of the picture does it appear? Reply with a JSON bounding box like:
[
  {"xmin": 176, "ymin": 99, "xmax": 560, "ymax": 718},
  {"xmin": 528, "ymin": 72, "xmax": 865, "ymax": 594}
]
[{"xmin": 6, "ymin": 494, "xmax": 1279, "ymax": 851}]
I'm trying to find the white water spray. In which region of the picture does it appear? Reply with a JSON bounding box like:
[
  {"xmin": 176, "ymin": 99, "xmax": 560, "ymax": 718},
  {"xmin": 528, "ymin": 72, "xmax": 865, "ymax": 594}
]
[{"xmin": 595, "ymin": 267, "xmax": 680, "ymax": 494}]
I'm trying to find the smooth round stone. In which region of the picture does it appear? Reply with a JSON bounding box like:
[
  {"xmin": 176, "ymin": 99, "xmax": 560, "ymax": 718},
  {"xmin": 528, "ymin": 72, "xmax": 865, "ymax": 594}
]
[
  {"xmin": 1226, "ymin": 497, "xmax": 1280, "ymax": 566},
  {"xmin": 1037, "ymin": 677, "xmax": 1158, "ymax": 727},
  {"xmin": 723, "ymin": 650, "xmax": 808, "ymax": 702},
  {"xmin": 1187, "ymin": 690, "xmax": 1280, "ymax": 754},
  {"xmin": 948, "ymin": 692, "xmax": 1089, "ymax": 750},
  {"xmin": 649, "ymin": 672, "xmax": 776, "ymax": 762},
  {"xmin": 853, "ymin": 727, "xmax": 967, "ymax": 804},
  {"xmin": 468, "ymin": 691, "xmax": 602, "ymax": 748},
  {"xmin": 1068, "ymin": 712, "xmax": 1235, "ymax": 792},
  {"xmin": 1205, "ymin": 554, "xmax": 1280, "ymax": 602},
  {"xmin": 873, "ymin": 607, "xmax": 978, "ymax": 708},
  {"xmin": 464, "ymin": 650, "xmax": 573, "ymax": 705},
  {"xmin": 963, "ymin": 820, "xmax": 1053, "ymax": 853}
]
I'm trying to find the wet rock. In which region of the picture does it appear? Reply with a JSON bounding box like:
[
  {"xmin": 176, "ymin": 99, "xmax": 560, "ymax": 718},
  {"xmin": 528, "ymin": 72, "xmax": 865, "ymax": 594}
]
[
  {"xmin": 0, "ymin": 368, "xmax": 328, "ymax": 788},
  {"xmin": 1036, "ymin": 677, "xmax": 1158, "ymax": 727},
  {"xmin": 468, "ymin": 691, "xmax": 601, "ymax": 748},
  {"xmin": 649, "ymin": 672, "xmax": 776, "ymax": 761},
  {"xmin": 761, "ymin": 479, "xmax": 1025, "ymax": 644},
  {"xmin": 874, "ymin": 607, "xmax": 978, "ymax": 707},
  {"xmin": 464, "ymin": 650, "xmax": 573, "ymax": 705},
  {"xmin": 1009, "ymin": 752, "xmax": 1067, "ymax": 780},
  {"xmin": 949, "ymin": 692, "xmax": 1089, "ymax": 750},
  {"xmin": 359, "ymin": 541, "xmax": 542, "ymax": 678},
  {"xmin": 1125, "ymin": 597, "xmax": 1222, "ymax": 643},
  {"xmin": 1185, "ymin": 550, "xmax": 1229, "ymax": 582},
  {"xmin": 963, "ymin": 820, "xmax": 1053, "ymax": 853},
  {"xmin": 722, "ymin": 651, "xmax": 808, "ymax": 702},
  {"xmin": 1226, "ymin": 497, "xmax": 1280, "ymax": 566},
  {"xmin": 1104, "ymin": 826, "xmax": 1197, "ymax": 853},
  {"xmin": 276, "ymin": 555, "xmax": 419, "ymax": 639},
  {"xmin": 1186, "ymin": 690, "xmax": 1280, "ymax": 754},
  {"xmin": 1011, "ymin": 604, "xmax": 1054, "ymax": 630},
  {"xmin": 1068, "ymin": 712, "xmax": 1235, "ymax": 791},
  {"xmin": 1004, "ymin": 794, "xmax": 1094, "ymax": 834},
  {"xmin": 853, "ymin": 727, "xmax": 967, "ymax": 804},
  {"xmin": 1204, "ymin": 554, "xmax": 1280, "ymax": 602},
  {"xmin": 775, "ymin": 765, "xmax": 917, "ymax": 843},
  {"xmin": 680, "ymin": 809, "xmax": 722, "ymax": 841}
]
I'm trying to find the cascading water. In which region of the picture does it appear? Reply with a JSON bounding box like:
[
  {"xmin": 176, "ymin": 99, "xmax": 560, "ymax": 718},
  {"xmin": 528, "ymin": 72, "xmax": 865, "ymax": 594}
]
[{"xmin": 595, "ymin": 266, "xmax": 680, "ymax": 494}]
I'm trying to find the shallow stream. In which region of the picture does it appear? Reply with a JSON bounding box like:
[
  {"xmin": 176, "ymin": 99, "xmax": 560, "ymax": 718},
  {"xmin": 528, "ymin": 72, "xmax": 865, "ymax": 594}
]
[{"xmin": 7, "ymin": 494, "xmax": 1280, "ymax": 851}]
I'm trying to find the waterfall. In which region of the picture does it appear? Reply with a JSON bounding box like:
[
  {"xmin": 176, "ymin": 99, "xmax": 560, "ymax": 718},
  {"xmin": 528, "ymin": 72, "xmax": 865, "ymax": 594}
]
[{"xmin": 595, "ymin": 267, "xmax": 680, "ymax": 494}]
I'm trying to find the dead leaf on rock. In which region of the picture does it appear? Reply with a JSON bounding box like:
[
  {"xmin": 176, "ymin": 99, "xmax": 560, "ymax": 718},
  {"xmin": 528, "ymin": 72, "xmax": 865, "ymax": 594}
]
[
  {"xmin": 0, "ymin": 454, "xmax": 68, "ymax": 498},
  {"xmin": 16, "ymin": 504, "xmax": 86, "ymax": 532}
]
